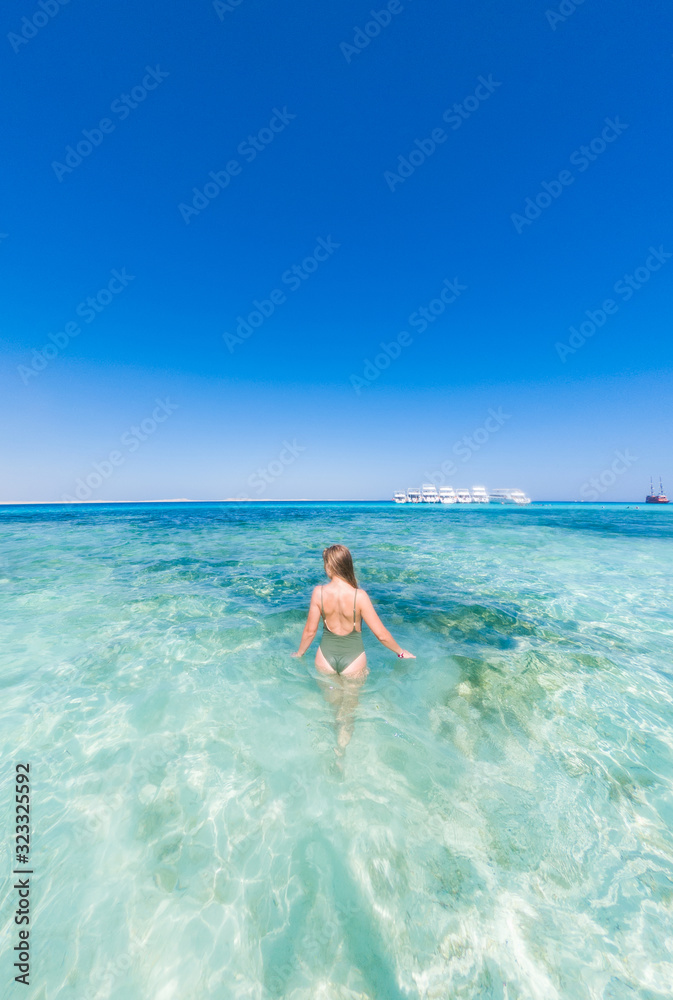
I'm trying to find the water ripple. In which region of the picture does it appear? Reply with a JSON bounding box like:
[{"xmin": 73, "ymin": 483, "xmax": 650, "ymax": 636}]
[{"xmin": 1, "ymin": 502, "xmax": 672, "ymax": 999}]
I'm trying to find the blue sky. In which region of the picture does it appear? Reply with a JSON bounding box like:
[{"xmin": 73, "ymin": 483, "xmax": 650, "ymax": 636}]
[{"xmin": 1, "ymin": 0, "xmax": 671, "ymax": 501}]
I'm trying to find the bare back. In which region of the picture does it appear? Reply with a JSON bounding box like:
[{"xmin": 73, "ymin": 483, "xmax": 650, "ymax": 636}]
[
  {"xmin": 293, "ymin": 568, "xmax": 413, "ymax": 666},
  {"xmin": 320, "ymin": 580, "xmax": 361, "ymax": 635}
]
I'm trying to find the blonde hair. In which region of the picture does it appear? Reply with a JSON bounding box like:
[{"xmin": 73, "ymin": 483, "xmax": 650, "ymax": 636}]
[{"xmin": 323, "ymin": 544, "xmax": 358, "ymax": 588}]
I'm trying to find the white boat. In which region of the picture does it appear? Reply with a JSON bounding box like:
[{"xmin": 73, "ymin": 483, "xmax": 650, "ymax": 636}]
[
  {"xmin": 489, "ymin": 489, "xmax": 531, "ymax": 505},
  {"xmin": 438, "ymin": 487, "xmax": 457, "ymax": 504},
  {"xmin": 455, "ymin": 489, "xmax": 472, "ymax": 503},
  {"xmin": 392, "ymin": 491, "xmax": 407, "ymax": 504},
  {"xmin": 406, "ymin": 488, "xmax": 422, "ymax": 503},
  {"xmin": 471, "ymin": 485, "xmax": 489, "ymax": 503},
  {"xmin": 421, "ymin": 483, "xmax": 440, "ymax": 503}
]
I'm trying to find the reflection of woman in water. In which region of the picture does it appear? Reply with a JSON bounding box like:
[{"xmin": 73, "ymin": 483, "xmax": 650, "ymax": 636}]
[{"xmin": 292, "ymin": 545, "xmax": 414, "ymax": 750}]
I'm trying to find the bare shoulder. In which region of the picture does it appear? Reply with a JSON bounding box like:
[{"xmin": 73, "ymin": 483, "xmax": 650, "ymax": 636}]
[{"xmin": 356, "ymin": 588, "xmax": 372, "ymax": 605}]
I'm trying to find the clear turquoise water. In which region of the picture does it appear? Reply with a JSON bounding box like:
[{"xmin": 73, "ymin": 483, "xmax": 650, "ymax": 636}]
[{"xmin": 2, "ymin": 502, "xmax": 673, "ymax": 1000}]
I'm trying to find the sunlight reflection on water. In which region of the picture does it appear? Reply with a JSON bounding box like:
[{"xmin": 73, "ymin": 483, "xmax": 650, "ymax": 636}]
[{"xmin": 1, "ymin": 502, "xmax": 672, "ymax": 999}]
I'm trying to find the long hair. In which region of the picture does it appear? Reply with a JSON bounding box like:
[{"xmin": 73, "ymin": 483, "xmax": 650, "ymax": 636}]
[{"xmin": 323, "ymin": 544, "xmax": 358, "ymax": 588}]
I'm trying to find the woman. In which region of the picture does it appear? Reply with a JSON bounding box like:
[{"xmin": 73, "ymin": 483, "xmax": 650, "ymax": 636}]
[{"xmin": 292, "ymin": 544, "xmax": 415, "ymax": 677}]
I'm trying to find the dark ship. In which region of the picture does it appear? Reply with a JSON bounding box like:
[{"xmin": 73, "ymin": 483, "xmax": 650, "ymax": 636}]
[{"xmin": 646, "ymin": 478, "xmax": 669, "ymax": 503}]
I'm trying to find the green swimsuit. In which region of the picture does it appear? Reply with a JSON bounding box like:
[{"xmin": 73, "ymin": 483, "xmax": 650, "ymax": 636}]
[{"xmin": 319, "ymin": 586, "xmax": 365, "ymax": 674}]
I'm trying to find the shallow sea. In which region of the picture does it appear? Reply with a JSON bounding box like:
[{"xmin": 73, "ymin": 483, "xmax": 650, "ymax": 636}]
[{"xmin": 1, "ymin": 502, "xmax": 673, "ymax": 1000}]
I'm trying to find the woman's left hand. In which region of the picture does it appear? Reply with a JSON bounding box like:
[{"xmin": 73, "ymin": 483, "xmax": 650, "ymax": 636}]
[{"xmin": 290, "ymin": 651, "xmax": 302, "ymax": 658}]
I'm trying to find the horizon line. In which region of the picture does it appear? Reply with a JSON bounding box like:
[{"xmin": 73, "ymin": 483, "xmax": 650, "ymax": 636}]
[{"xmin": 0, "ymin": 499, "xmax": 663, "ymax": 506}]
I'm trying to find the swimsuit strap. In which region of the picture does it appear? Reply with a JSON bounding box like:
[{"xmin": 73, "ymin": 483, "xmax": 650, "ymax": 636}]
[
  {"xmin": 320, "ymin": 586, "xmax": 325, "ymax": 619},
  {"xmin": 353, "ymin": 588, "xmax": 357, "ymax": 627}
]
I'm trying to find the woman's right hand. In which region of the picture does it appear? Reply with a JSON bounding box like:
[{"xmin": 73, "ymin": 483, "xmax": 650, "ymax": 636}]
[{"xmin": 397, "ymin": 649, "xmax": 416, "ymax": 659}]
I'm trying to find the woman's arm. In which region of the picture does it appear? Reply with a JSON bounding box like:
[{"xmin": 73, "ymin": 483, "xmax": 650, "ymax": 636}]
[
  {"xmin": 291, "ymin": 588, "xmax": 322, "ymax": 657},
  {"xmin": 358, "ymin": 590, "xmax": 415, "ymax": 658}
]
